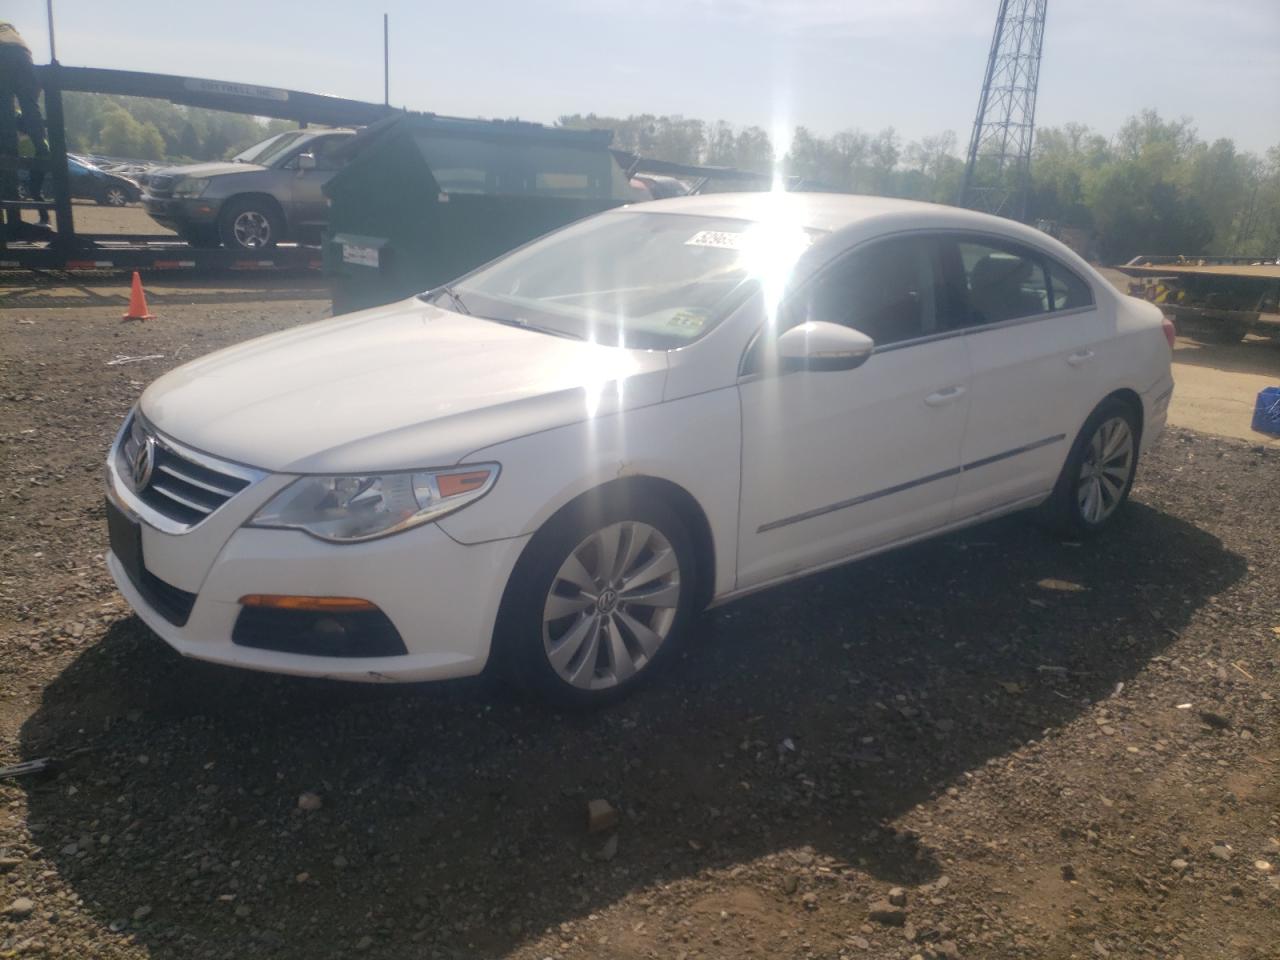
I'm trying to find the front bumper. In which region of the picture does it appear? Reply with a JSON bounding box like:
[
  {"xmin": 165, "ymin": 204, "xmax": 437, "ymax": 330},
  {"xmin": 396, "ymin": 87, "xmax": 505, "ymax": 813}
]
[
  {"xmin": 143, "ymin": 194, "xmax": 223, "ymax": 230},
  {"xmin": 105, "ymin": 430, "xmax": 529, "ymax": 683}
]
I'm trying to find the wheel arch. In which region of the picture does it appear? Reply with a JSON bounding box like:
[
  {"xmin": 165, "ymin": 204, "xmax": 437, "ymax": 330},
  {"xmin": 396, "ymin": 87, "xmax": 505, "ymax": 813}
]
[
  {"xmin": 1099, "ymin": 387, "xmax": 1144, "ymax": 442},
  {"xmin": 504, "ymin": 474, "xmax": 717, "ymax": 615}
]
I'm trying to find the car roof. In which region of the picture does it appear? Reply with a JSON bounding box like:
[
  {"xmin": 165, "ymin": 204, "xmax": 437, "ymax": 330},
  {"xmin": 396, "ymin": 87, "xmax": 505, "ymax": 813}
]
[
  {"xmin": 627, "ymin": 191, "xmax": 1103, "ymax": 281},
  {"xmin": 631, "ymin": 191, "xmax": 950, "ymax": 232}
]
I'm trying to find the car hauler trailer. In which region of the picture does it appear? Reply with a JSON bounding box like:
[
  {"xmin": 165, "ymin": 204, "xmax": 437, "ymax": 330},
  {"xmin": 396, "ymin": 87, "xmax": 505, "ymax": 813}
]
[
  {"xmin": 0, "ymin": 63, "xmax": 395, "ymax": 276},
  {"xmin": 1116, "ymin": 255, "xmax": 1280, "ymax": 343}
]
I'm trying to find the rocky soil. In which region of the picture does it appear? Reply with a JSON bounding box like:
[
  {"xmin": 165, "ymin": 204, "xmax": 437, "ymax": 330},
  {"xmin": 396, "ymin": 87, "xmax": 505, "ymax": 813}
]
[{"xmin": 0, "ymin": 301, "xmax": 1277, "ymax": 959}]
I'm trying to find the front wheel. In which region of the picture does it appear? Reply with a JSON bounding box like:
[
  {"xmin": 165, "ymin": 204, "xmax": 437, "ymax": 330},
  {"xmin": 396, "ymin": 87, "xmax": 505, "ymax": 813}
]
[
  {"xmin": 1043, "ymin": 399, "xmax": 1141, "ymax": 536},
  {"xmin": 497, "ymin": 496, "xmax": 697, "ymax": 708},
  {"xmin": 98, "ymin": 185, "xmax": 131, "ymax": 206},
  {"xmin": 218, "ymin": 197, "xmax": 282, "ymax": 250}
]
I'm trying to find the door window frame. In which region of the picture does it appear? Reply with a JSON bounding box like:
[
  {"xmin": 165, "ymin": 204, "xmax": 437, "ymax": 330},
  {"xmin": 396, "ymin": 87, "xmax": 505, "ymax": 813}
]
[
  {"xmin": 942, "ymin": 231, "xmax": 1097, "ymax": 334},
  {"xmin": 738, "ymin": 228, "xmax": 1100, "ymax": 379}
]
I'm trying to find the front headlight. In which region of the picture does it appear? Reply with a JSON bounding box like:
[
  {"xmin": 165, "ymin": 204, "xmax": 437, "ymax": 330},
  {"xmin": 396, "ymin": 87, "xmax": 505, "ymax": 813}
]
[
  {"xmin": 247, "ymin": 464, "xmax": 500, "ymax": 543},
  {"xmin": 172, "ymin": 177, "xmax": 210, "ymax": 198}
]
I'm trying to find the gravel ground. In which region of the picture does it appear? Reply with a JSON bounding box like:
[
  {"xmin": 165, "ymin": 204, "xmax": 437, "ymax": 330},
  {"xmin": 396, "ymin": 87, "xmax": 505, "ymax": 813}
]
[{"xmin": 1, "ymin": 302, "xmax": 1277, "ymax": 959}]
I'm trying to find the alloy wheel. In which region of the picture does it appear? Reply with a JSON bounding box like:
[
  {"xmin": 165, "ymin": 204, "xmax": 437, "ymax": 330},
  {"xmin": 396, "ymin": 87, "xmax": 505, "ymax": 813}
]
[
  {"xmin": 105, "ymin": 187, "xmax": 128, "ymax": 206},
  {"xmin": 1077, "ymin": 416, "xmax": 1134, "ymax": 525},
  {"xmin": 233, "ymin": 211, "xmax": 271, "ymax": 249},
  {"xmin": 542, "ymin": 521, "xmax": 682, "ymax": 690}
]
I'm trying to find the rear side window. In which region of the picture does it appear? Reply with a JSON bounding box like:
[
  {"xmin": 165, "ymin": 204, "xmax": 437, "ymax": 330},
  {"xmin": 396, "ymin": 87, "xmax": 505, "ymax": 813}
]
[
  {"xmin": 1045, "ymin": 261, "xmax": 1094, "ymax": 310},
  {"xmin": 957, "ymin": 240, "xmax": 1051, "ymax": 325}
]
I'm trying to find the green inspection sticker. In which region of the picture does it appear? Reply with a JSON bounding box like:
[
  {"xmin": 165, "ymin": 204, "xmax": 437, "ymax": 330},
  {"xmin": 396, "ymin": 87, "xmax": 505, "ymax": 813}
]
[{"xmin": 667, "ymin": 310, "xmax": 707, "ymax": 331}]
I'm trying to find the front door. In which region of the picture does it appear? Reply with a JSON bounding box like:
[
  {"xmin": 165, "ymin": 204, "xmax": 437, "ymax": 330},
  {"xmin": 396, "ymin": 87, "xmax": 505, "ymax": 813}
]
[
  {"xmin": 288, "ymin": 135, "xmax": 350, "ymax": 232},
  {"xmin": 736, "ymin": 235, "xmax": 972, "ymax": 589}
]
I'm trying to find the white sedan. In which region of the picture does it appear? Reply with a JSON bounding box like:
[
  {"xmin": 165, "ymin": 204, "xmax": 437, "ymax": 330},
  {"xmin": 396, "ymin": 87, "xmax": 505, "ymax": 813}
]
[{"xmin": 105, "ymin": 193, "xmax": 1174, "ymax": 706}]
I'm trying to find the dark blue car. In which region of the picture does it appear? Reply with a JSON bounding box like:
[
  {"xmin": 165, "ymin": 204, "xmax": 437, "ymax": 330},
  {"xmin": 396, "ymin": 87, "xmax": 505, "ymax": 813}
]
[{"xmin": 19, "ymin": 155, "xmax": 141, "ymax": 206}]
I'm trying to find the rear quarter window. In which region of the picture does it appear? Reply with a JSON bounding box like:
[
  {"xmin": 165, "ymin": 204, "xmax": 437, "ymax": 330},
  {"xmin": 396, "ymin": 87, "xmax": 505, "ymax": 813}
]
[{"xmin": 1046, "ymin": 261, "xmax": 1094, "ymax": 311}]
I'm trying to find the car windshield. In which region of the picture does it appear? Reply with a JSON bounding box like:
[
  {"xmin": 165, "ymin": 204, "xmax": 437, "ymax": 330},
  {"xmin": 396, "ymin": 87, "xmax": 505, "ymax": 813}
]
[
  {"xmin": 436, "ymin": 211, "xmax": 818, "ymax": 350},
  {"xmin": 231, "ymin": 131, "xmax": 309, "ymax": 166}
]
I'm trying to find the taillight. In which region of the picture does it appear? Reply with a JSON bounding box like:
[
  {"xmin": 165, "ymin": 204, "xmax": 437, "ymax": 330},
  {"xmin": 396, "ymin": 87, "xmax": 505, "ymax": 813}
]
[{"xmin": 1161, "ymin": 317, "xmax": 1176, "ymax": 350}]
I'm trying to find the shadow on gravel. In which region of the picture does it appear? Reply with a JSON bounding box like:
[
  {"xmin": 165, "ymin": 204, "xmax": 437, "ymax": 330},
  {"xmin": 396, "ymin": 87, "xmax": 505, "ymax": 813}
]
[{"xmin": 18, "ymin": 502, "xmax": 1245, "ymax": 958}]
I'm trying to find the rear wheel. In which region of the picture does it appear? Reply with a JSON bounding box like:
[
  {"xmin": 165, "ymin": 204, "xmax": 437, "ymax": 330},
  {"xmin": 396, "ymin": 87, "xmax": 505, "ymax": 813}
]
[
  {"xmin": 497, "ymin": 495, "xmax": 697, "ymax": 708},
  {"xmin": 1043, "ymin": 399, "xmax": 1141, "ymax": 536}
]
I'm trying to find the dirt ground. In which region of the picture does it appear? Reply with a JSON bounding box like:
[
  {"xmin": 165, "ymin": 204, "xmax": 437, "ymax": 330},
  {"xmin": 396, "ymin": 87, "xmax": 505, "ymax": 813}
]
[{"xmin": 0, "ymin": 295, "xmax": 1278, "ymax": 960}]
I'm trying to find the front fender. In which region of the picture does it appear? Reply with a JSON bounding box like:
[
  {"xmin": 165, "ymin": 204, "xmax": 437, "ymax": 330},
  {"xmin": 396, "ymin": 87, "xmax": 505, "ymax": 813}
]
[{"xmin": 436, "ymin": 388, "xmax": 742, "ymax": 598}]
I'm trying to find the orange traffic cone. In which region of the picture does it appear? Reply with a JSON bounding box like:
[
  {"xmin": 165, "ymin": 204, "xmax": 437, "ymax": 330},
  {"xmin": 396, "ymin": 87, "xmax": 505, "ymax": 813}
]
[{"xmin": 122, "ymin": 271, "xmax": 155, "ymax": 321}]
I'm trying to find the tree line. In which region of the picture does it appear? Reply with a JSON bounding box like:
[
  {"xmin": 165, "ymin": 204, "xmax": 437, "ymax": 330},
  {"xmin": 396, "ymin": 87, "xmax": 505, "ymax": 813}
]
[
  {"xmin": 61, "ymin": 92, "xmax": 296, "ymax": 165},
  {"xmin": 54, "ymin": 92, "xmax": 1280, "ymax": 263},
  {"xmin": 560, "ymin": 110, "xmax": 1280, "ymax": 262}
]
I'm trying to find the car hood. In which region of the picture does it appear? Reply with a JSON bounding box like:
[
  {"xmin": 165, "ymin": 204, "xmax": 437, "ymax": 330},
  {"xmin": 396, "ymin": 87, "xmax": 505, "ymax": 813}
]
[
  {"xmin": 152, "ymin": 161, "xmax": 262, "ymax": 179},
  {"xmin": 139, "ymin": 299, "xmax": 670, "ymax": 474}
]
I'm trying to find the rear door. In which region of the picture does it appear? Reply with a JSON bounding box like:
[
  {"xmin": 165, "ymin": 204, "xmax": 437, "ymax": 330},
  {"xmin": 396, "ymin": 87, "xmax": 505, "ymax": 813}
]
[{"xmin": 948, "ymin": 235, "xmax": 1105, "ymax": 518}]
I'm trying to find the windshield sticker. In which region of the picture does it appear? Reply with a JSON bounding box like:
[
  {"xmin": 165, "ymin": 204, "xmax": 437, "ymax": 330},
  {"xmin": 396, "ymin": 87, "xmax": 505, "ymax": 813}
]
[
  {"xmin": 685, "ymin": 230, "xmax": 745, "ymax": 250},
  {"xmin": 667, "ymin": 310, "xmax": 708, "ymax": 331}
]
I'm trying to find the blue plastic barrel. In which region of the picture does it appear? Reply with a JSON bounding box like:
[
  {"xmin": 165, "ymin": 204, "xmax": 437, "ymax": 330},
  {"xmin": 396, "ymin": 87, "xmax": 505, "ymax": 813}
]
[{"xmin": 1253, "ymin": 386, "xmax": 1280, "ymax": 437}]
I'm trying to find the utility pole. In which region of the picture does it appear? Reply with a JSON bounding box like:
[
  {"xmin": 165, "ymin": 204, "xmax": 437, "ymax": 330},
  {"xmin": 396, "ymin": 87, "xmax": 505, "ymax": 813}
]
[
  {"xmin": 383, "ymin": 13, "xmax": 389, "ymax": 107},
  {"xmin": 958, "ymin": 0, "xmax": 1048, "ymax": 221}
]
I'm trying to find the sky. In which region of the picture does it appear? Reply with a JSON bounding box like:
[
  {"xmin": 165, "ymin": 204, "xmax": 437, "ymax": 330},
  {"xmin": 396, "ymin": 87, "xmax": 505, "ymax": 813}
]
[{"xmin": 5, "ymin": 0, "xmax": 1279, "ymax": 154}]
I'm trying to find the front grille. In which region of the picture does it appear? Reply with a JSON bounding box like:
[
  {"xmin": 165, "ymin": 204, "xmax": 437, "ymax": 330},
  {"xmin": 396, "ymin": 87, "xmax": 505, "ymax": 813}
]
[{"xmin": 118, "ymin": 416, "xmax": 253, "ymax": 527}]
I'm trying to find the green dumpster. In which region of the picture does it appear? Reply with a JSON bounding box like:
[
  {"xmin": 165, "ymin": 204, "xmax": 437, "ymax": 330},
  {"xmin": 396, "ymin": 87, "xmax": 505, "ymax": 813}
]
[{"xmin": 323, "ymin": 114, "xmax": 635, "ymax": 314}]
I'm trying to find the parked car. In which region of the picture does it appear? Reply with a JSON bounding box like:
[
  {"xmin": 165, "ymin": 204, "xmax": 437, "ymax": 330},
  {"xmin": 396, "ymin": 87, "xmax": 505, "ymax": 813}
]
[
  {"xmin": 19, "ymin": 154, "xmax": 141, "ymax": 206},
  {"xmin": 142, "ymin": 127, "xmax": 356, "ymax": 250},
  {"xmin": 104, "ymin": 193, "xmax": 1175, "ymax": 707}
]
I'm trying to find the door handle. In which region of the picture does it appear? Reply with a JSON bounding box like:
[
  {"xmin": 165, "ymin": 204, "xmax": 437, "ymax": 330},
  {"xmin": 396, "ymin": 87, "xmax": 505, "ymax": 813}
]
[
  {"xmin": 1067, "ymin": 350, "xmax": 1095, "ymax": 367},
  {"xmin": 925, "ymin": 386, "xmax": 967, "ymax": 407}
]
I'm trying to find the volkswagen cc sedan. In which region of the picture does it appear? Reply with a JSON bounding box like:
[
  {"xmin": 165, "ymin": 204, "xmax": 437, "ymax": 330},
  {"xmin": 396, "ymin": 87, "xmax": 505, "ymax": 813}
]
[{"xmin": 105, "ymin": 193, "xmax": 1175, "ymax": 706}]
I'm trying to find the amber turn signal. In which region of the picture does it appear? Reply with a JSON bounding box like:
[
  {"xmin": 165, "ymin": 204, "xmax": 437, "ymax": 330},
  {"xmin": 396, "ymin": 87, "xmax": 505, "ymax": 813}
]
[
  {"xmin": 238, "ymin": 595, "xmax": 378, "ymax": 613},
  {"xmin": 436, "ymin": 470, "xmax": 492, "ymax": 498}
]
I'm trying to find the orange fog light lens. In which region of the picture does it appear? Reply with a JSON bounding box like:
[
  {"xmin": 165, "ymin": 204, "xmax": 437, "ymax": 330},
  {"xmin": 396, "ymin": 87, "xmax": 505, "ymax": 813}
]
[
  {"xmin": 436, "ymin": 470, "xmax": 492, "ymax": 498},
  {"xmin": 238, "ymin": 595, "xmax": 378, "ymax": 613}
]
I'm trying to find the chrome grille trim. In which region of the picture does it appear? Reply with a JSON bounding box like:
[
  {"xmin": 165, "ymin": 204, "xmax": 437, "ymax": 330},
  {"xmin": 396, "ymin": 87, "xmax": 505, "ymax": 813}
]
[
  {"xmin": 149, "ymin": 482, "xmax": 215, "ymax": 515},
  {"xmin": 155, "ymin": 461, "xmax": 240, "ymax": 497},
  {"xmin": 111, "ymin": 412, "xmax": 268, "ymax": 533}
]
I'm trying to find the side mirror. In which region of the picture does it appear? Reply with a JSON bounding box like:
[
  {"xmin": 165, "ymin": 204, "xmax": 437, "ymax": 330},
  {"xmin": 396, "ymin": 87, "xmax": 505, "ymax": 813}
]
[
  {"xmin": 296, "ymin": 153, "xmax": 317, "ymax": 171},
  {"xmin": 776, "ymin": 321, "xmax": 875, "ymax": 372}
]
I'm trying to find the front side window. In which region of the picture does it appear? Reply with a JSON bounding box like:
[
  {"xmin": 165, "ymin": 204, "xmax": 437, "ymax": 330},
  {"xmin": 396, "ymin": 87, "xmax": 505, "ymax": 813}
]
[
  {"xmin": 435, "ymin": 211, "xmax": 819, "ymax": 349},
  {"xmin": 790, "ymin": 236, "xmax": 943, "ymax": 347},
  {"xmin": 304, "ymin": 135, "xmax": 350, "ymax": 171},
  {"xmin": 957, "ymin": 240, "xmax": 1051, "ymax": 325}
]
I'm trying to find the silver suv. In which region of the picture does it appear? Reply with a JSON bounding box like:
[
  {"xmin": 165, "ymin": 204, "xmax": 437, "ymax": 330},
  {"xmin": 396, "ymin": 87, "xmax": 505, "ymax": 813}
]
[{"xmin": 143, "ymin": 128, "xmax": 355, "ymax": 250}]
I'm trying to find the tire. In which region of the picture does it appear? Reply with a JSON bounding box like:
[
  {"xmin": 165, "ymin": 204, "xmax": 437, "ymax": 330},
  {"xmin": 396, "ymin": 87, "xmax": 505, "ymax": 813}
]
[
  {"xmin": 495, "ymin": 493, "xmax": 698, "ymax": 708},
  {"xmin": 217, "ymin": 196, "xmax": 282, "ymax": 251},
  {"xmin": 1042, "ymin": 398, "xmax": 1141, "ymax": 537},
  {"xmin": 97, "ymin": 185, "xmax": 131, "ymax": 207}
]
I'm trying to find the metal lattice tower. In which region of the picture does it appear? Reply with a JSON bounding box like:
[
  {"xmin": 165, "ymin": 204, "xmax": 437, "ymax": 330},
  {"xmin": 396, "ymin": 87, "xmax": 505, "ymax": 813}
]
[{"xmin": 957, "ymin": 0, "xmax": 1048, "ymax": 220}]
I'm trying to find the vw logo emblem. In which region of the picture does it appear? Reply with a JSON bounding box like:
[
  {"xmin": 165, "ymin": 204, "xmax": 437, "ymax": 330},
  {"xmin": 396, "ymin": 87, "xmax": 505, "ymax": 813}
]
[{"xmin": 129, "ymin": 434, "xmax": 156, "ymax": 492}]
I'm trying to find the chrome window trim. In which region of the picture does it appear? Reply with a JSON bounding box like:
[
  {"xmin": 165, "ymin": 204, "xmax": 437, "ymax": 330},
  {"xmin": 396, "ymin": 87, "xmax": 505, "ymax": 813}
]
[{"xmin": 736, "ymin": 226, "xmax": 1100, "ymax": 378}]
